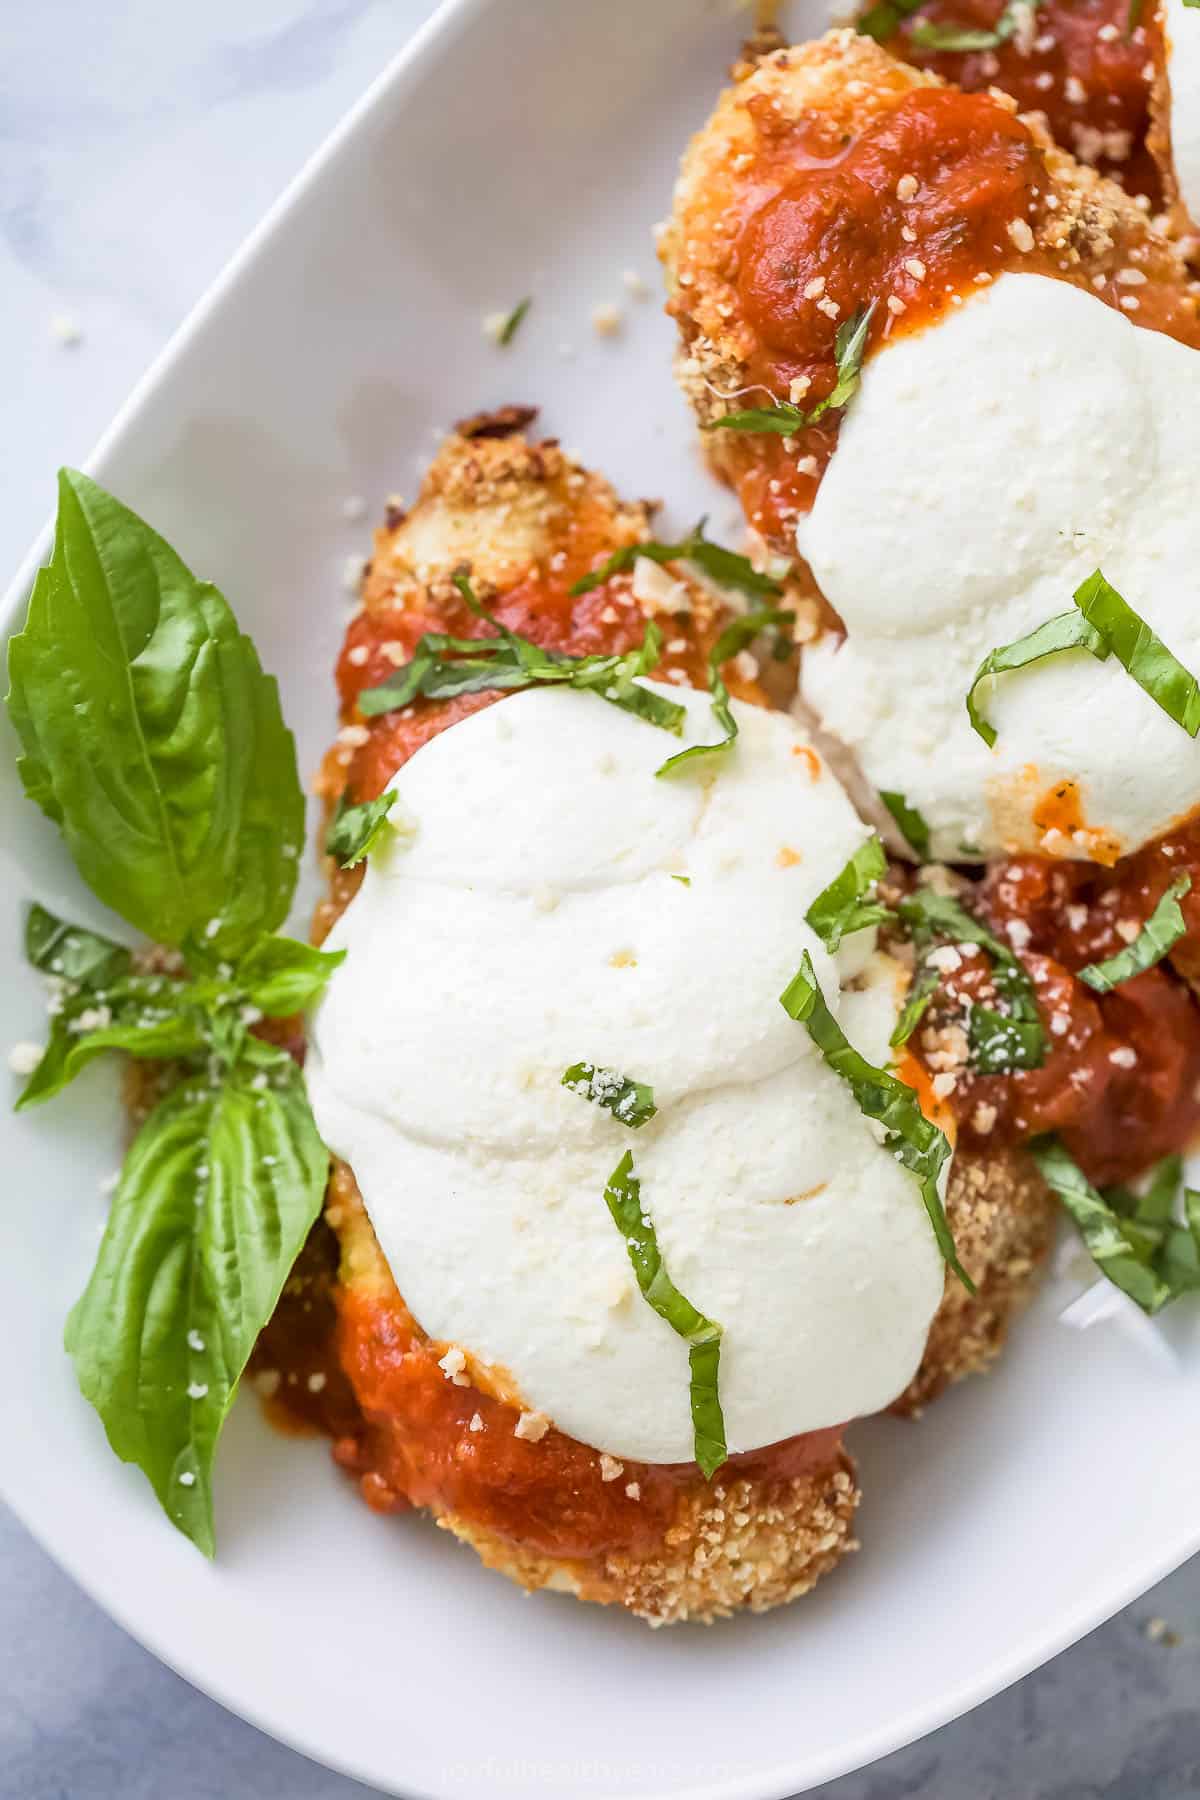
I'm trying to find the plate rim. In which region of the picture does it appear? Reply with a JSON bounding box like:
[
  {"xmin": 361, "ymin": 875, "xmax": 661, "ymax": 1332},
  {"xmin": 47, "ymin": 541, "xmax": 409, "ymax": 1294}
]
[{"xmin": 3, "ymin": 0, "xmax": 1199, "ymax": 1793}]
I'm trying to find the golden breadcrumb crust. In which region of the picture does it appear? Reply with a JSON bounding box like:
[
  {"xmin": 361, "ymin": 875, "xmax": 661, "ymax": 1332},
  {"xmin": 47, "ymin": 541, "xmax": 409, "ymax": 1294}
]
[
  {"xmin": 895, "ymin": 1148, "xmax": 1055, "ymax": 1413},
  {"xmin": 662, "ymin": 30, "xmax": 1199, "ymax": 546},
  {"xmin": 331, "ymin": 1165, "xmax": 861, "ymax": 1626}
]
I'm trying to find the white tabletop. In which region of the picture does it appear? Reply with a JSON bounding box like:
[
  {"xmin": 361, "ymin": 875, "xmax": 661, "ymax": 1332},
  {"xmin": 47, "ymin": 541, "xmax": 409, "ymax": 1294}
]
[{"xmin": 2, "ymin": 5, "xmax": 1198, "ymax": 1796}]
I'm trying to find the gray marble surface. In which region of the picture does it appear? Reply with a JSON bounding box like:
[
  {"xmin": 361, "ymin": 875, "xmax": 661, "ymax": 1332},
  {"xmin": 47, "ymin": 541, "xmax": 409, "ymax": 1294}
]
[{"xmin": 2, "ymin": 5, "xmax": 1198, "ymax": 1797}]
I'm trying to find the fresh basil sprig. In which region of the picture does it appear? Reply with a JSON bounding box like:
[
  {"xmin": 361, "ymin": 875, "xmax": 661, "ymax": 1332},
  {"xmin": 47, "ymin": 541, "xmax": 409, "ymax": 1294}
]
[
  {"xmin": 325, "ymin": 790, "xmax": 400, "ymax": 869},
  {"xmin": 707, "ymin": 303, "xmax": 876, "ymax": 437},
  {"xmin": 561, "ymin": 1062, "xmax": 657, "ymax": 1129},
  {"xmin": 880, "ymin": 790, "xmax": 931, "ymax": 860},
  {"xmin": 7, "ymin": 471, "xmax": 341, "ymax": 1555},
  {"xmin": 805, "ymin": 836, "xmax": 893, "ymax": 953},
  {"xmin": 780, "ymin": 952, "xmax": 972, "ymax": 1290},
  {"xmin": 603, "ymin": 1151, "xmax": 727, "ymax": 1478},
  {"xmin": 966, "ymin": 569, "xmax": 1200, "ymax": 748},
  {"xmin": 896, "ymin": 887, "xmax": 1047, "ymax": 1072},
  {"xmin": 569, "ymin": 518, "xmax": 782, "ymax": 600},
  {"xmin": 1033, "ymin": 1138, "xmax": 1200, "ymax": 1315},
  {"xmin": 1078, "ymin": 876, "xmax": 1192, "ymax": 993},
  {"xmin": 655, "ymin": 607, "xmax": 794, "ymax": 779},
  {"xmin": 9, "ymin": 470, "xmax": 304, "ymax": 962}
]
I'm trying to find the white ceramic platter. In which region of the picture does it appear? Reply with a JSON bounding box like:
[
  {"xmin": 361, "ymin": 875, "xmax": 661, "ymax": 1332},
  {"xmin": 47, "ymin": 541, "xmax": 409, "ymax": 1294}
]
[{"xmin": 3, "ymin": 1, "xmax": 1199, "ymax": 1795}]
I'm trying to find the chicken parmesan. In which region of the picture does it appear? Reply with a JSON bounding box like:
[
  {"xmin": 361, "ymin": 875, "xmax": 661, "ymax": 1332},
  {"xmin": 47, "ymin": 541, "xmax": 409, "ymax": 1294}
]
[
  {"xmin": 663, "ymin": 31, "xmax": 1200, "ymax": 874},
  {"xmin": 226, "ymin": 417, "xmax": 1062, "ymax": 1622}
]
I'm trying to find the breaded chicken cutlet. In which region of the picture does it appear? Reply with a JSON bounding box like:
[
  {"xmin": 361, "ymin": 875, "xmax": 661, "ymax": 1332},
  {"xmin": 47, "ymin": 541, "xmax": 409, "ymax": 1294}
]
[{"xmin": 253, "ymin": 415, "xmax": 1057, "ymax": 1623}]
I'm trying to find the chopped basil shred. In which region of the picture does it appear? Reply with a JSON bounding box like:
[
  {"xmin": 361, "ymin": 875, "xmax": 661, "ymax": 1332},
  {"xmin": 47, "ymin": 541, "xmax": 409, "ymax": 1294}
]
[
  {"xmin": 603, "ymin": 1151, "xmax": 727, "ymax": 1478},
  {"xmin": 967, "ymin": 569, "xmax": 1200, "ymax": 747},
  {"xmin": 880, "ymin": 790, "xmax": 931, "ymax": 860},
  {"xmin": 911, "ymin": 0, "xmax": 1042, "ymax": 51},
  {"xmin": 324, "ymin": 790, "xmax": 399, "ymax": 868},
  {"xmin": 1033, "ymin": 1138, "xmax": 1200, "ymax": 1314},
  {"xmin": 563, "ymin": 1063, "xmax": 725, "ymax": 1476},
  {"xmin": 561, "ymin": 1062, "xmax": 657, "ymax": 1129},
  {"xmin": 780, "ymin": 952, "xmax": 972, "ymax": 1291},
  {"xmin": 496, "ymin": 297, "xmax": 531, "ymax": 346},
  {"xmin": 966, "ymin": 612, "xmax": 1106, "ymax": 749},
  {"xmin": 805, "ymin": 836, "xmax": 892, "ymax": 952},
  {"xmin": 655, "ymin": 606, "xmax": 794, "ymax": 779},
  {"xmin": 1078, "ymin": 876, "xmax": 1191, "ymax": 993},
  {"xmin": 569, "ymin": 518, "xmax": 782, "ymax": 600},
  {"xmin": 856, "ymin": 0, "xmax": 924, "ymax": 39},
  {"xmin": 707, "ymin": 302, "xmax": 876, "ymax": 436},
  {"xmin": 357, "ymin": 601, "xmax": 687, "ymax": 737},
  {"xmin": 896, "ymin": 886, "xmax": 1047, "ymax": 1073},
  {"xmin": 7, "ymin": 470, "xmax": 341, "ymax": 1555},
  {"xmin": 889, "ymin": 964, "xmax": 939, "ymax": 1049}
]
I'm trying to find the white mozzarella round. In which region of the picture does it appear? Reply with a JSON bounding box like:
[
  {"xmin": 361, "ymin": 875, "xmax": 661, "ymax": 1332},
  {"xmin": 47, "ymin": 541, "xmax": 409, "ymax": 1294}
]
[
  {"xmin": 1166, "ymin": 0, "xmax": 1200, "ymax": 229},
  {"xmin": 798, "ymin": 273, "xmax": 1200, "ymax": 863},
  {"xmin": 306, "ymin": 682, "xmax": 945, "ymax": 1464}
]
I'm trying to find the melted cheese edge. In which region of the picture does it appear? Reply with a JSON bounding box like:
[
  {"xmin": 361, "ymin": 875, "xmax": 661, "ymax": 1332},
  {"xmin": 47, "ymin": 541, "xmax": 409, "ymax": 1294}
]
[
  {"xmin": 798, "ymin": 272, "xmax": 1200, "ymax": 863},
  {"xmin": 306, "ymin": 683, "xmax": 945, "ymax": 1464}
]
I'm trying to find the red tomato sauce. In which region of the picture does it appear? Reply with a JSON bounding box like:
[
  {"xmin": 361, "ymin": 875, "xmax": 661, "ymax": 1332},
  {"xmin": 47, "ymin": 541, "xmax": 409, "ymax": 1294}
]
[
  {"xmin": 714, "ymin": 86, "xmax": 1198, "ymax": 546},
  {"xmin": 889, "ymin": 0, "xmax": 1162, "ymax": 201},
  {"xmin": 331, "ymin": 1277, "xmax": 845, "ymax": 1564},
  {"xmin": 935, "ymin": 843, "xmax": 1200, "ymax": 1186}
]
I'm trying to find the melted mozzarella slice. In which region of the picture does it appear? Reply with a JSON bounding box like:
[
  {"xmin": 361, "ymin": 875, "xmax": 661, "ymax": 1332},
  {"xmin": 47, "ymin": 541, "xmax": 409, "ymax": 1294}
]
[
  {"xmin": 1165, "ymin": 0, "xmax": 1200, "ymax": 230},
  {"xmin": 306, "ymin": 683, "xmax": 944, "ymax": 1464},
  {"xmin": 798, "ymin": 273, "xmax": 1200, "ymax": 863}
]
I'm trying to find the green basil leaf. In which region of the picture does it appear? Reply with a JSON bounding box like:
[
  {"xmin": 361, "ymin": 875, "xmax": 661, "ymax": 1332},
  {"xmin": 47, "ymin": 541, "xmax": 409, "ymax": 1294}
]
[
  {"xmin": 824, "ymin": 303, "xmax": 876, "ymax": 411},
  {"xmin": 965, "ymin": 611, "xmax": 1107, "ymax": 748},
  {"xmin": 358, "ymin": 615, "xmax": 687, "ymax": 736},
  {"xmin": 702, "ymin": 404, "xmax": 810, "ymax": 436},
  {"xmin": 880, "ymin": 790, "xmax": 931, "ymax": 860},
  {"xmin": 1075, "ymin": 571, "xmax": 1200, "ymax": 736},
  {"xmin": 602, "ymin": 1150, "xmax": 727, "ymax": 1478},
  {"xmin": 1139, "ymin": 1154, "xmax": 1183, "ymax": 1227},
  {"xmin": 1031, "ymin": 1136, "xmax": 1174, "ymax": 1315},
  {"xmin": 857, "ymin": 0, "xmax": 925, "ymax": 40},
  {"xmin": 16, "ymin": 976, "xmax": 208, "ymax": 1110},
  {"xmin": 968, "ymin": 570, "xmax": 1200, "ymax": 750},
  {"xmin": 707, "ymin": 303, "xmax": 876, "ymax": 437},
  {"xmin": 7, "ymin": 470, "xmax": 304, "ymax": 957},
  {"xmin": 898, "ymin": 887, "xmax": 1047, "ymax": 1073},
  {"xmin": 325, "ymin": 791, "xmax": 399, "ymax": 868},
  {"xmin": 64, "ymin": 1057, "xmax": 328, "ymax": 1555},
  {"xmin": 780, "ymin": 951, "xmax": 972, "ymax": 1290},
  {"xmin": 889, "ymin": 964, "xmax": 939, "ymax": 1048},
  {"xmin": 235, "ymin": 935, "xmax": 346, "ymax": 1017},
  {"xmin": 497, "ymin": 297, "xmax": 531, "ymax": 346},
  {"xmin": 897, "ymin": 887, "xmax": 1006, "ymax": 958},
  {"xmin": 911, "ymin": 0, "xmax": 1042, "ymax": 51},
  {"xmin": 570, "ymin": 519, "xmax": 781, "ymax": 600},
  {"xmin": 656, "ymin": 606, "xmax": 793, "ymax": 778},
  {"xmin": 804, "ymin": 836, "xmax": 891, "ymax": 952},
  {"xmin": 1078, "ymin": 875, "xmax": 1191, "ymax": 993},
  {"xmin": 967, "ymin": 1005, "xmax": 1045, "ymax": 1074},
  {"xmin": 561, "ymin": 1062, "xmax": 657, "ymax": 1129},
  {"xmin": 25, "ymin": 902, "xmax": 132, "ymax": 990}
]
